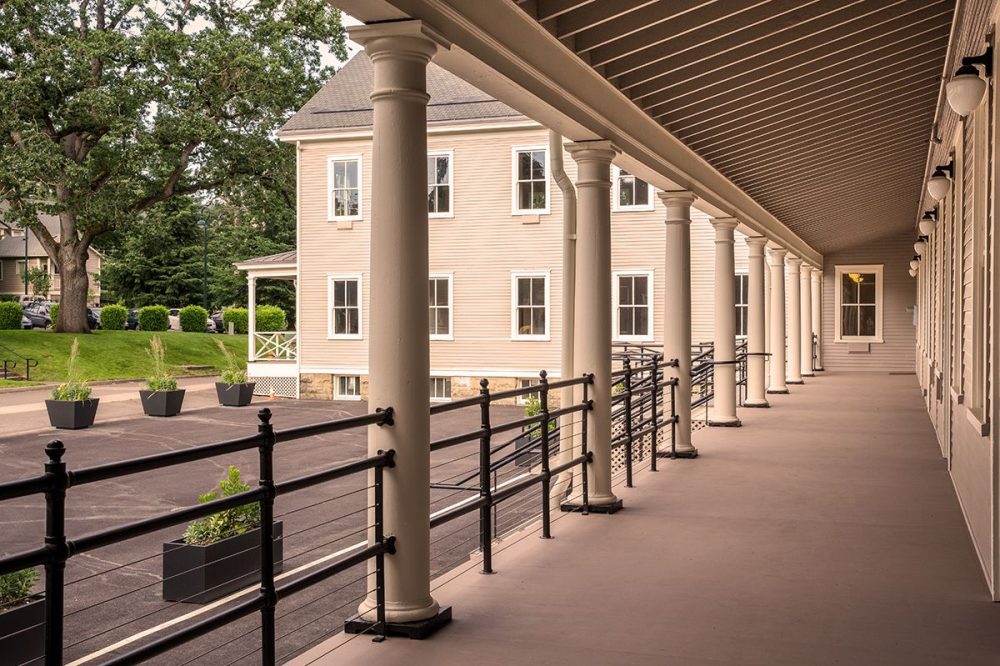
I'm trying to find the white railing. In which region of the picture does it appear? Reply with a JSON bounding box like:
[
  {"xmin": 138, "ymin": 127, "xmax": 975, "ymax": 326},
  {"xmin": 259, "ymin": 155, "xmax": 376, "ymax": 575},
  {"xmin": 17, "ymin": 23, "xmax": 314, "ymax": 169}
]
[{"xmin": 253, "ymin": 331, "xmax": 298, "ymax": 361}]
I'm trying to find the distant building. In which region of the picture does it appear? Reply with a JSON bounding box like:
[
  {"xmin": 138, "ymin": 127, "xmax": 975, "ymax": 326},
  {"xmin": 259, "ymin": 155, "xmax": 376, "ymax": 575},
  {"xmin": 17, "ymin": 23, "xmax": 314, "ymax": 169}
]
[{"xmin": 0, "ymin": 216, "xmax": 102, "ymax": 304}]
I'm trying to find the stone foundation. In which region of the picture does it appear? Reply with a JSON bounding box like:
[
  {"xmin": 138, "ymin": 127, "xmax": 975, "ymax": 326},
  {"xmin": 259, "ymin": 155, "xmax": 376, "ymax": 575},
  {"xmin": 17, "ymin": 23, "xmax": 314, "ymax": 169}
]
[{"xmin": 298, "ymin": 373, "xmax": 560, "ymax": 407}]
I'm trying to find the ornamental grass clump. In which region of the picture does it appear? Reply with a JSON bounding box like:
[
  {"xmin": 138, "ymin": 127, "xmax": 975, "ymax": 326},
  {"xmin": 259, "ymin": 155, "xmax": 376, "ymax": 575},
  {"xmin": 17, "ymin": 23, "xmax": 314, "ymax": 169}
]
[
  {"xmin": 217, "ymin": 339, "xmax": 247, "ymax": 385},
  {"xmin": 0, "ymin": 568, "xmax": 38, "ymax": 611},
  {"xmin": 145, "ymin": 335, "xmax": 177, "ymax": 391},
  {"xmin": 51, "ymin": 338, "xmax": 92, "ymax": 401},
  {"xmin": 183, "ymin": 466, "xmax": 260, "ymax": 545}
]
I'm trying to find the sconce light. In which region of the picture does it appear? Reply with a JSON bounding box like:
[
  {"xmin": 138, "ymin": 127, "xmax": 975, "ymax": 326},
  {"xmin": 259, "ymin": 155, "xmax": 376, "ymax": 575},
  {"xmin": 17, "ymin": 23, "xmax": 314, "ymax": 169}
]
[
  {"xmin": 909, "ymin": 268, "xmax": 918, "ymax": 278},
  {"xmin": 947, "ymin": 46, "xmax": 992, "ymax": 116},
  {"xmin": 918, "ymin": 210, "xmax": 937, "ymax": 236},
  {"xmin": 909, "ymin": 258, "xmax": 920, "ymax": 270},
  {"xmin": 926, "ymin": 162, "xmax": 953, "ymax": 201},
  {"xmin": 914, "ymin": 238, "xmax": 927, "ymax": 255}
]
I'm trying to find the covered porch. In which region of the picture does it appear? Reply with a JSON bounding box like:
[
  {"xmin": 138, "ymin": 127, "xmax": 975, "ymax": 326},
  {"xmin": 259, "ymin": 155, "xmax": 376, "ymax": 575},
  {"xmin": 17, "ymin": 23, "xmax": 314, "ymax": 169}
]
[{"xmin": 296, "ymin": 371, "xmax": 1000, "ymax": 665}]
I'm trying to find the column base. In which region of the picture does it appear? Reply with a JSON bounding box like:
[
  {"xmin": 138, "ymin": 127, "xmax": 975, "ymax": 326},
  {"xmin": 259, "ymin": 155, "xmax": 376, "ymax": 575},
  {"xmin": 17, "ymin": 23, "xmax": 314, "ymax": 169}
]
[
  {"xmin": 767, "ymin": 388, "xmax": 789, "ymax": 394},
  {"xmin": 786, "ymin": 380, "xmax": 804, "ymax": 385},
  {"xmin": 709, "ymin": 418, "xmax": 742, "ymax": 427},
  {"xmin": 345, "ymin": 606, "xmax": 452, "ymax": 640},
  {"xmin": 802, "ymin": 372, "xmax": 815, "ymax": 377},
  {"xmin": 814, "ymin": 366, "xmax": 825, "ymax": 371},
  {"xmin": 742, "ymin": 400, "xmax": 770, "ymax": 408},
  {"xmin": 560, "ymin": 498, "xmax": 623, "ymax": 514},
  {"xmin": 657, "ymin": 447, "xmax": 699, "ymax": 459}
]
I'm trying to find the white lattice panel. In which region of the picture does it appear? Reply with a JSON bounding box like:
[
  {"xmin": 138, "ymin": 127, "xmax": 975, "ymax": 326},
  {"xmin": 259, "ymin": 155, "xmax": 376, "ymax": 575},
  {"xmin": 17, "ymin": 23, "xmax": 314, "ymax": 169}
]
[{"xmin": 252, "ymin": 376, "xmax": 298, "ymax": 398}]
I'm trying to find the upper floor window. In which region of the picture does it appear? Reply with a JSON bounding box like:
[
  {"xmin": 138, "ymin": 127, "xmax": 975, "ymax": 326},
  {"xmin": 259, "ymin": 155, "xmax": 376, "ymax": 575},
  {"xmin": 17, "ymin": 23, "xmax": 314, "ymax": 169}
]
[
  {"xmin": 512, "ymin": 147, "xmax": 549, "ymax": 214},
  {"xmin": 512, "ymin": 272, "xmax": 549, "ymax": 339},
  {"xmin": 834, "ymin": 265, "xmax": 882, "ymax": 342},
  {"xmin": 613, "ymin": 168, "xmax": 654, "ymax": 211},
  {"xmin": 428, "ymin": 152, "xmax": 453, "ymax": 218},
  {"xmin": 429, "ymin": 274, "xmax": 453, "ymax": 340},
  {"xmin": 328, "ymin": 275, "xmax": 362, "ymax": 339},
  {"xmin": 613, "ymin": 271, "xmax": 653, "ymax": 341},
  {"xmin": 327, "ymin": 155, "xmax": 362, "ymax": 221},
  {"xmin": 735, "ymin": 273, "xmax": 749, "ymax": 337}
]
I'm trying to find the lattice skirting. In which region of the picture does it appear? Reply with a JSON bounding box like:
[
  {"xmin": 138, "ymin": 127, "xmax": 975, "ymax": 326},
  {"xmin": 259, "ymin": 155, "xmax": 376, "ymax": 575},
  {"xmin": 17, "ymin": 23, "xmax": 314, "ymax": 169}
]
[{"xmin": 252, "ymin": 376, "xmax": 298, "ymax": 399}]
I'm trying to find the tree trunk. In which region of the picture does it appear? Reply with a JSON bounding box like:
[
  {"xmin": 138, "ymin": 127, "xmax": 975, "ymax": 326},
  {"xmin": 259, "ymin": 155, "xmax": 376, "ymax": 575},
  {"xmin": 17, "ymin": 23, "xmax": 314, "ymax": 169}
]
[{"xmin": 55, "ymin": 246, "xmax": 91, "ymax": 334}]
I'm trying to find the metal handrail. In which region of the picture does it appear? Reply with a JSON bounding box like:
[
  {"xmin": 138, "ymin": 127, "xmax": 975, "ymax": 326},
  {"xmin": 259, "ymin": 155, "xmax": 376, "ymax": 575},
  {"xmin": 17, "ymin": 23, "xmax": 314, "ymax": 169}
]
[{"xmin": 0, "ymin": 341, "xmax": 38, "ymax": 380}]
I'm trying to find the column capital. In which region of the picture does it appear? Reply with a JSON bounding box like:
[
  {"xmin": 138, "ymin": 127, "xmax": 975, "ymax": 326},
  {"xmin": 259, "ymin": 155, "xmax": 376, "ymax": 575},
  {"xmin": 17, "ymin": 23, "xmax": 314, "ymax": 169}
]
[
  {"xmin": 348, "ymin": 20, "xmax": 450, "ymax": 58},
  {"xmin": 659, "ymin": 190, "xmax": 696, "ymax": 225},
  {"xmin": 565, "ymin": 139, "xmax": 620, "ymax": 164},
  {"xmin": 767, "ymin": 247, "xmax": 788, "ymax": 266},
  {"xmin": 800, "ymin": 263, "xmax": 813, "ymax": 277},
  {"xmin": 811, "ymin": 266, "xmax": 823, "ymax": 278},
  {"xmin": 745, "ymin": 236, "xmax": 768, "ymax": 256},
  {"xmin": 785, "ymin": 255, "xmax": 803, "ymax": 269},
  {"xmin": 710, "ymin": 217, "xmax": 739, "ymax": 231}
]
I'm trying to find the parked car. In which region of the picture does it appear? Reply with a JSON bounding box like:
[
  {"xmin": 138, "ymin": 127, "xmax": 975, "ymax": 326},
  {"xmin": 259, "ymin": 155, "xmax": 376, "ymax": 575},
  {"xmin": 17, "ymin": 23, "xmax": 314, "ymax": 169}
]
[
  {"xmin": 211, "ymin": 311, "xmax": 225, "ymax": 333},
  {"xmin": 20, "ymin": 315, "xmax": 31, "ymax": 330},
  {"xmin": 17, "ymin": 295, "xmax": 45, "ymax": 307},
  {"xmin": 88, "ymin": 308, "xmax": 100, "ymax": 330},
  {"xmin": 22, "ymin": 302, "xmax": 52, "ymax": 329},
  {"xmin": 126, "ymin": 308, "xmax": 140, "ymax": 330}
]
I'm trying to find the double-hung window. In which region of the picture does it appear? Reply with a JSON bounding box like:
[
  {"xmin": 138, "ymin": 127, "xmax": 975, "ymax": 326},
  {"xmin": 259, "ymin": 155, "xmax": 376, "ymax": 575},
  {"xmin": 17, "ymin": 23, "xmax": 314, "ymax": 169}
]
[
  {"xmin": 512, "ymin": 147, "xmax": 549, "ymax": 214},
  {"xmin": 335, "ymin": 376, "xmax": 361, "ymax": 400},
  {"xmin": 613, "ymin": 168, "xmax": 654, "ymax": 211},
  {"xmin": 430, "ymin": 377, "xmax": 452, "ymax": 402},
  {"xmin": 429, "ymin": 274, "xmax": 453, "ymax": 340},
  {"xmin": 427, "ymin": 151, "xmax": 453, "ymax": 218},
  {"xmin": 328, "ymin": 155, "xmax": 362, "ymax": 221},
  {"xmin": 512, "ymin": 272, "xmax": 549, "ymax": 339},
  {"xmin": 515, "ymin": 378, "xmax": 540, "ymax": 406},
  {"xmin": 735, "ymin": 273, "xmax": 749, "ymax": 337},
  {"xmin": 613, "ymin": 271, "xmax": 653, "ymax": 341},
  {"xmin": 834, "ymin": 265, "xmax": 883, "ymax": 342},
  {"xmin": 328, "ymin": 275, "xmax": 362, "ymax": 339}
]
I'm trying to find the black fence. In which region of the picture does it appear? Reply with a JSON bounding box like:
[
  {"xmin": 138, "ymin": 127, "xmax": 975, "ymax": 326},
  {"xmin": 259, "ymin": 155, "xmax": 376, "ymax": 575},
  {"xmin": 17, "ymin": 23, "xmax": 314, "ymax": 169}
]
[{"xmin": 0, "ymin": 342, "xmax": 38, "ymax": 381}]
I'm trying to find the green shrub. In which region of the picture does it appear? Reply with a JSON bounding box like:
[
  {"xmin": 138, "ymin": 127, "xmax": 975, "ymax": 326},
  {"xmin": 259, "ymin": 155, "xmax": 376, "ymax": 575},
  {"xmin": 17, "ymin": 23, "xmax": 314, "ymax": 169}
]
[
  {"xmin": 100, "ymin": 304, "xmax": 128, "ymax": 331},
  {"xmin": 145, "ymin": 335, "xmax": 178, "ymax": 391},
  {"xmin": 0, "ymin": 301, "xmax": 23, "ymax": 330},
  {"xmin": 255, "ymin": 305, "xmax": 286, "ymax": 332},
  {"xmin": 523, "ymin": 394, "xmax": 556, "ymax": 436},
  {"xmin": 222, "ymin": 308, "xmax": 248, "ymax": 334},
  {"xmin": 138, "ymin": 305, "xmax": 170, "ymax": 331},
  {"xmin": 183, "ymin": 466, "xmax": 260, "ymax": 545},
  {"xmin": 217, "ymin": 339, "xmax": 247, "ymax": 385},
  {"xmin": 49, "ymin": 302, "xmax": 59, "ymax": 327},
  {"xmin": 179, "ymin": 305, "xmax": 209, "ymax": 333},
  {"xmin": 51, "ymin": 338, "xmax": 92, "ymax": 401},
  {"xmin": 0, "ymin": 568, "xmax": 38, "ymax": 610}
]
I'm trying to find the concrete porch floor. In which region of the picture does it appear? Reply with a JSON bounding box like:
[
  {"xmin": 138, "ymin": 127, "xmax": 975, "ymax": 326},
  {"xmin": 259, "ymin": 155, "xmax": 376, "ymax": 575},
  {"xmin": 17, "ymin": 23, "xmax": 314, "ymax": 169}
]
[{"xmin": 292, "ymin": 372, "xmax": 1000, "ymax": 665}]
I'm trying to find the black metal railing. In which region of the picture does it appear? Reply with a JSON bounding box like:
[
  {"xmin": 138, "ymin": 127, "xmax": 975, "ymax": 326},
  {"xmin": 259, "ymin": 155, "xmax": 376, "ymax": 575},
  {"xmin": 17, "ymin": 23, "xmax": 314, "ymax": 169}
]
[
  {"xmin": 1, "ymin": 342, "xmax": 38, "ymax": 381},
  {"xmin": 612, "ymin": 354, "xmax": 680, "ymax": 487},
  {"xmin": 0, "ymin": 407, "xmax": 395, "ymax": 666}
]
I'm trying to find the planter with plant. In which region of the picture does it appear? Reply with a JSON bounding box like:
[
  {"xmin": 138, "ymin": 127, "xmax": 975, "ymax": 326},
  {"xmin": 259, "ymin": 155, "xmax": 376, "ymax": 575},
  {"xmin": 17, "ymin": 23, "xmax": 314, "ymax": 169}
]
[
  {"xmin": 162, "ymin": 466, "xmax": 282, "ymax": 603},
  {"xmin": 215, "ymin": 339, "xmax": 254, "ymax": 407},
  {"xmin": 45, "ymin": 339, "xmax": 99, "ymax": 429},
  {"xmin": 0, "ymin": 568, "xmax": 44, "ymax": 664},
  {"xmin": 139, "ymin": 336, "xmax": 185, "ymax": 417},
  {"xmin": 515, "ymin": 394, "xmax": 557, "ymax": 467}
]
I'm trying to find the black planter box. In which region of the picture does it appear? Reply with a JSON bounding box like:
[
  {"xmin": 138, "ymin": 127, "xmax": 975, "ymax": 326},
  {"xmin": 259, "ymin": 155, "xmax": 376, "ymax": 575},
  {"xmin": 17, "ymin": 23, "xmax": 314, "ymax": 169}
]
[
  {"xmin": 215, "ymin": 382, "xmax": 255, "ymax": 407},
  {"xmin": 0, "ymin": 595, "xmax": 45, "ymax": 665},
  {"xmin": 140, "ymin": 389, "xmax": 186, "ymax": 417},
  {"xmin": 162, "ymin": 522, "xmax": 283, "ymax": 604},
  {"xmin": 45, "ymin": 398, "xmax": 99, "ymax": 429}
]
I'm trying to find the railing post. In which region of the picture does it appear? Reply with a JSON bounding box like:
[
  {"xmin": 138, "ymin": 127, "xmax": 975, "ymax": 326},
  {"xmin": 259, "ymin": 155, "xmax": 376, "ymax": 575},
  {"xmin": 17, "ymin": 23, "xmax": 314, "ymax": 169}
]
[
  {"xmin": 539, "ymin": 370, "xmax": 552, "ymax": 539},
  {"xmin": 44, "ymin": 440, "xmax": 68, "ymax": 666},
  {"xmin": 650, "ymin": 354, "xmax": 660, "ymax": 472},
  {"xmin": 373, "ymin": 448, "xmax": 395, "ymax": 641},
  {"xmin": 581, "ymin": 375, "xmax": 591, "ymax": 513},
  {"xmin": 256, "ymin": 409, "xmax": 277, "ymax": 665},
  {"xmin": 622, "ymin": 357, "xmax": 634, "ymax": 488},
  {"xmin": 670, "ymin": 378, "xmax": 678, "ymax": 459},
  {"xmin": 478, "ymin": 379, "xmax": 494, "ymax": 573}
]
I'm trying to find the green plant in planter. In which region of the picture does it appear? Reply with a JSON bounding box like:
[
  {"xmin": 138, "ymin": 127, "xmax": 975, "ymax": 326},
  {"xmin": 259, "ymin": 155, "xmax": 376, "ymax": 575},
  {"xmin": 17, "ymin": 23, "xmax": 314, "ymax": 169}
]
[
  {"xmin": 183, "ymin": 466, "xmax": 261, "ymax": 545},
  {"xmin": 0, "ymin": 568, "xmax": 38, "ymax": 611},
  {"xmin": 523, "ymin": 394, "xmax": 556, "ymax": 436},
  {"xmin": 217, "ymin": 339, "xmax": 247, "ymax": 385},
  {"xmin": 145, "ymin": 336, "xmax": 178, "ymax": 391},
  {"xmin": 51, "ymin": 338, "xmax": 92, "ymax": 401}
]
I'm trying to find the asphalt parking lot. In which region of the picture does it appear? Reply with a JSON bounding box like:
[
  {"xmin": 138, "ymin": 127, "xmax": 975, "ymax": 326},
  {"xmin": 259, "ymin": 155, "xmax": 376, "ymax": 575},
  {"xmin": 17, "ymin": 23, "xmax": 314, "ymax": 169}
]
[{"xmin": 0, "ymin": 397, "xmax": 541, "ymax": 665}]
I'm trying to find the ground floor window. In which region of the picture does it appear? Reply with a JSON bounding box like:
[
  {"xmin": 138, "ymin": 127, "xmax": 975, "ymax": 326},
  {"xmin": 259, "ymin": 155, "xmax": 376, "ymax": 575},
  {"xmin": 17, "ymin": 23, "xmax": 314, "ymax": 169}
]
[
  {"xmin": 834, "ymin": 264, "xmax": 883, "ymax": 342},
  {"xmin": 430, "ymin": 377, "xmax": 452, "ymax": 401},
  {"xmin": 335, "ymin": 375, "xmax": 361, "ymax": 400},
  {"xmin": 515, "ymin": 377, "xmax": 540, "ymax": 405}
]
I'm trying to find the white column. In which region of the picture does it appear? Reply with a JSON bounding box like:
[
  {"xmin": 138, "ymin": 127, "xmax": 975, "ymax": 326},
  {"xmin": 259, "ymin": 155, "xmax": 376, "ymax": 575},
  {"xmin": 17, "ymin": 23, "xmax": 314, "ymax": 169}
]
[
  {"xmin": 744, "ymin": 237, "xmax": 769, "ymax": 407},
  {"xmin": 709, "ymin": 218, "xmax": 740, "ymax": 426},
  {"xmin": 247, "ymin": 276, "xmax": 256, "ymax": 362},
  {"xmin": 800, "ymin": 263, "xmax": 814, "ymax": 377},
  {"xmin": 811, "ymin": 267, "xmax": 824, "ymax": 371},
  {"xmin": 350, "ymin": 20, "xmax": 447, "ymax": 624},
  {"xmin": 567, "ymin": 140, "xmax": 622, "ymax": 510},
  {"xmin": 785, "ymin": 255, "xmax": 804, "ymax": 384},
  {"xmin": 767, "ymin": 248, "xmax": 789, "ymax": 394},
  {"xmin": 660, "ymin": 191, "xmax": 698, "ymax": 457}
]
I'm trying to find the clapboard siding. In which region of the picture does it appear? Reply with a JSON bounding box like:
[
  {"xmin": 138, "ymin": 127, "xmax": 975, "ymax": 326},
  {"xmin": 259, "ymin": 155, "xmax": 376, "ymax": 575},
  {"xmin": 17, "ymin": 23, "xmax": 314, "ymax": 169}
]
[{"xmin": 820, "ymin": 231, "xmax": 915, "ymax": 372}]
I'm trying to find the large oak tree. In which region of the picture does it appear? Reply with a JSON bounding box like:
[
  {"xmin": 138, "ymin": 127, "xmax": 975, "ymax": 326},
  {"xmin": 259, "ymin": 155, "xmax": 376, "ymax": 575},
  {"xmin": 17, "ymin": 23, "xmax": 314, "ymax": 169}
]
[{"xmin": 0, "ymin": 0, "xmax": 346, "ymax": 332}]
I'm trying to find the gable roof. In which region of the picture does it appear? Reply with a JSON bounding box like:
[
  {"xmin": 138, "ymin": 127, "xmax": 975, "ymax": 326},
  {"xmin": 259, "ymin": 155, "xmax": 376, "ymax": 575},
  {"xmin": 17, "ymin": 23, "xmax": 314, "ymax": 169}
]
[
  {"xmin": 0, "ymin": 216, "xmax": 59, "ymax": 258},
  {"xmin": 281, "ymin": 52, "xmax": 525, "ymax": 135}
]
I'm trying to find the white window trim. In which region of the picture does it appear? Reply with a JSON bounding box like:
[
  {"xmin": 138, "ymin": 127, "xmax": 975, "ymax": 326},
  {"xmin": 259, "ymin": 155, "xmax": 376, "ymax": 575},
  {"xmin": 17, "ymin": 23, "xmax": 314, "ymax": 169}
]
[
  {"xmin": 327, "ymin": 273, "xmax": 363, "ymax": 340},
  {"xmin": 515, "ymin": 377, "xmax": 541, "ymax": 406},
  {"xmin": 429, "ymin": 376, "xmax": 452, "ymax": 402},
  {"xmin": 612, "ymin": 270, "xmax": 655, "ymax": 343},
  {"xmin": 334, "ymin": 375, "xmax": 362, "ymax": 401},
  {"xmin": 833, "ymin": 264, "xmax": 884, "ymax": 343},
  {"xmin": 511, "ymin": 270, "xmax": 551, "ymax": 341},
  {"xmin": 735, "ymin": 270, "xmax": 749, "ymax": 339},
  {"xmin": 428, "ymin": 150, "xmax": 454, "ymax": 220},
  {"xmin": 327, "ymin": 154, "xmax": 363, "ymax": 222},
  {"xmin": 612, "ymin": 166, "xmax": 655, "ymax": 212},
  {"xmin": 429, "ymin": 272, "xmax": 454, "ymax": 341},
  {"xmin": 511, "ymin": 145, "xmax": 550, "ymax": 216}
]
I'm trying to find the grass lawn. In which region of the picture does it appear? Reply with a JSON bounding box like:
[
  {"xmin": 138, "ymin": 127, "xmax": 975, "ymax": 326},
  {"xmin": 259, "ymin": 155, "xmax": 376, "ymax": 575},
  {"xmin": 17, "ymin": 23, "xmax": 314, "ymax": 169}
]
[
  {"xmin": 0, "ymin": 378, "xmax": 41, "ymax": 389},
  {"xmin": 0, "ymin": 330, "xmax": 248, "ymax": 382}
]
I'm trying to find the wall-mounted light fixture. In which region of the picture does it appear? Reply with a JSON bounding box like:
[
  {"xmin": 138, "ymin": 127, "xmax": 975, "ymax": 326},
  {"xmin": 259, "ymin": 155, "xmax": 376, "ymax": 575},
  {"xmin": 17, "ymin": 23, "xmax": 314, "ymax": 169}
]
[
  {"xmin": 914, "ymin": 238, "xmax": 927, "ymax": 255},
  {"xmin": 918, "ymin": 210, "xmax": 937, "ymax": 236},
  {"xmin": 947, "ymin": 46, "xmax": 992, "ymax": 116},
  {"xmin": 927, "ymin": 161, "xmax": 953, "ymax": 201}
]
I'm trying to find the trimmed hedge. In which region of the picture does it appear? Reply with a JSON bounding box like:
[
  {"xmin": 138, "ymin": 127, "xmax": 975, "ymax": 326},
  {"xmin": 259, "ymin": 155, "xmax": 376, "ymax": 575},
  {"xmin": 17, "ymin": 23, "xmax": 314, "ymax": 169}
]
[
  {"xmin": 100, "ymin": 304, "xmax": 128, "ymax": 331},
  {"xmin": 138, "ymin": 305, "xmax": 170, "ymax": 331},
  {"xmin": 0, "ymin": 302, "xmax": 23, "ymax": 330},
  {"xmin": 222, "ymin": 308, "xmax": 248, "ymax": 334},
  {"xmin": 50, "ymin": 303, "xmax": 59, "ymax": 327},
  {"xmin": 255, "ymin": 305, "xmax": 287, "ymax": 332},
  {"xmin": 179, "ymin": 305, "xmax": 209, "ymax": 333}
]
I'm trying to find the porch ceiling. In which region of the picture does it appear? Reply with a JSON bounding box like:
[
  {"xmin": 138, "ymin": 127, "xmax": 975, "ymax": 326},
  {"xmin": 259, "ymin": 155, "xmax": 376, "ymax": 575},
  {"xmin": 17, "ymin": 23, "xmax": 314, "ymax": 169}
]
[{"xmin": 513, "ymin": 0, "xmax": 956, "ymax": 254}]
